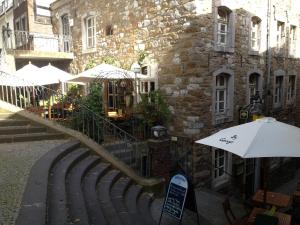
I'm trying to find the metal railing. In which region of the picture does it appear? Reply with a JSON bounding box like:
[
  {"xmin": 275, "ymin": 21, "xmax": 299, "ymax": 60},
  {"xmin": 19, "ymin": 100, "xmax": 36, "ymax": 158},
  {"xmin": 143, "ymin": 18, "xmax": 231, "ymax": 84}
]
[
  {"xmin": 0, "ymin": 71, "xmax": 149, "ymax": 176},
  {"xmin": 3, "ymin": 31, "xmax": 73, "ymax": 53}
]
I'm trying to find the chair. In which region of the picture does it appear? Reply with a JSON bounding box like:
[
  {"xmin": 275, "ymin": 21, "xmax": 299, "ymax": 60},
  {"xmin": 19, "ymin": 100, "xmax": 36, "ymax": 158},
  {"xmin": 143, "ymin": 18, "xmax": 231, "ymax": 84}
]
[{"xmin": 222, "ymin": 198, "xmax": 248, "ymax": 225}]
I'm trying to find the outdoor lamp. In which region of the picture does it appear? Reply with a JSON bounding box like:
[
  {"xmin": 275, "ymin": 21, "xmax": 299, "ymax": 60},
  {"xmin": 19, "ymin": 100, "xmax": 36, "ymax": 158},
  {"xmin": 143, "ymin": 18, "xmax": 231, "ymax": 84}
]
[{"xmin": 151, "ymin": 125, "xmax": 168, "ymax": 139}]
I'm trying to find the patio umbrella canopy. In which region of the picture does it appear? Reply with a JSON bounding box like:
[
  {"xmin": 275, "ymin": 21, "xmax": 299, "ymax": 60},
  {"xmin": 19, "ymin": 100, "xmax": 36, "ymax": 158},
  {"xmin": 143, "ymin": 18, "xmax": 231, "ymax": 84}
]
[
  {"xmin": 39, "ymin": 63, "xmax": 73, "ymax": 83},
  {"xmin": 196, "ymin": 117, "xmax": 300, "ymax": 204},
  {"xmin": 12, "ymin": 62, "xmax": 41, "ymax": 85},
  {"xmin": 196, "ymin": 117, "xmax": 300, "ymax": 158},
  {"xmin": 67, "ymin": 63, "xmax": 145, "ymax": 83}
]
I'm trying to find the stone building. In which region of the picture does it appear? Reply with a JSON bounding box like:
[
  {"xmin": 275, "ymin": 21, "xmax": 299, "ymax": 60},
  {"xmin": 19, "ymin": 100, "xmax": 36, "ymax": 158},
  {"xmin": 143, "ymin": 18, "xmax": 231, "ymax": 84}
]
[
  {"xmin": 0, "ymin": 0, "xmax": 73, "ymax": 71},
  {"xmin": 50, "ymin": 0, "xmax": 300, "ymax": 197}
]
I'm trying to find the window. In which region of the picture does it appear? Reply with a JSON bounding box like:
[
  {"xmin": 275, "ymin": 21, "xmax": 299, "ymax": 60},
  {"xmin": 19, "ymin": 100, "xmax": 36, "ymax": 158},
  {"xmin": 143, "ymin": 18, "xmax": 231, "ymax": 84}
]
[
  {"xmin": 215, "ymin": 74, "xmax": 228, "ymax": 115},
  {"xmin": 250, "ymin": 17, "xmax": 261, "ymax": 51},
  {"xmin": 141, "ymin": 66, "xmax": 148, "ymax": 75},
  {"xmin": 213, "ymin": 69, "xmax": 234, "ymax": 125},
  {"xmin": 290, "ymin": 25, "xmax": 297, "ymax": 56},
  {"xmin": 212, "ymin": 148, "xmax": 231, "ymax": 188},
  {"xmin": 217, "ymin": 8, "xmax": 229, "ymax": 46},
  {"xmin": 214, "ymin": 149, "xmax": 226, "ymax": 178},
  {"xmin": 215, "ymin": 6, "xmax": 234, "ymax": 52},
  {"xmin": 107, "ymin": 81, "xmax": 118, "ymax": 110},
  {"xmin": 61, "ymin": 14, "xmax": 70, "ymax": 52},
  {"xmin": 85, "ymin": 16, "xmax": 96, "ymax": 49},
  {"xmin": 248, "ymin": 73, "xmax": 260, "ymax": 102},
  {"xmin": 274, "ymin": 76, "xmax": 284, "ymax": 107},
  {"xmin": 287, "ymin": 75, "xmax": 296, "ymax": 104},
  {"xmin": 277, "ymin": 21, "xmax": 285, "ymax": 51}
]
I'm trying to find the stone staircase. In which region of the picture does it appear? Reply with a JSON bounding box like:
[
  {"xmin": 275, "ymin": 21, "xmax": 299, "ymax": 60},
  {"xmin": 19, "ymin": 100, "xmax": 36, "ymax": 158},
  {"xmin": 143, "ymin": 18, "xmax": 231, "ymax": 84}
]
[
  {"xmin": 16, "ymin": 139, "xmax": 159, "ymax": 225},
  {"xmin": 0, "ymin": 108, "xmax": 65, "ymax": 143}
]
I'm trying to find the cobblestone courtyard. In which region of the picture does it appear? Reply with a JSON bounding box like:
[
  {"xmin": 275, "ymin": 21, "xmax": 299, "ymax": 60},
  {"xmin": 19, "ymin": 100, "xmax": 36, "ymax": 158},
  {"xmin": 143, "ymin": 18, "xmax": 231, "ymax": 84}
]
[{"xmin": 0, "ymin": 139, "xmax": 70, "ymax": 225}]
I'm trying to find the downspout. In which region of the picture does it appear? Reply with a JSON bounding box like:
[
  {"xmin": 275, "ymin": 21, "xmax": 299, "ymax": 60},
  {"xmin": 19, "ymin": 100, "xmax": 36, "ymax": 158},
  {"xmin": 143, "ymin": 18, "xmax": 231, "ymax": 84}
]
[
  {"xmin": 265, "ymin": 0, "xmax": 272, "ymax": 116},
  {"xmin": 254, "ymin": 0, "xmax": 272, "ymax": 193}
]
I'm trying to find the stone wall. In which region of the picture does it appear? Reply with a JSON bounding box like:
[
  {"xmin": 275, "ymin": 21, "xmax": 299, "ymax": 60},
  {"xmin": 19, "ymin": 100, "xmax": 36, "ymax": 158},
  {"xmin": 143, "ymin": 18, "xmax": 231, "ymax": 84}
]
[{"xmin": 51, "ymin": 0, "xmax": 300, "ymax": 189}]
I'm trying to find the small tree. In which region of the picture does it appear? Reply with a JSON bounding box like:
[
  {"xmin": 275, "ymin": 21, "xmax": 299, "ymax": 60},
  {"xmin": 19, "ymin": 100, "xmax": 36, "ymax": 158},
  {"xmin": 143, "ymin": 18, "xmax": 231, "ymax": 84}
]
[{"xmin": 135, "ymin": 90, "xmax": 171, "ymax": 127}]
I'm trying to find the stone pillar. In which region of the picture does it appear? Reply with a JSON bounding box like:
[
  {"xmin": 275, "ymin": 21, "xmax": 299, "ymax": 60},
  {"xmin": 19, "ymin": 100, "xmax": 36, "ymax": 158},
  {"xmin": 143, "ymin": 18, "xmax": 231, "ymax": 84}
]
[{"xmin": 148, "ymin": 138, "xmax": 171, "ymax": 182}]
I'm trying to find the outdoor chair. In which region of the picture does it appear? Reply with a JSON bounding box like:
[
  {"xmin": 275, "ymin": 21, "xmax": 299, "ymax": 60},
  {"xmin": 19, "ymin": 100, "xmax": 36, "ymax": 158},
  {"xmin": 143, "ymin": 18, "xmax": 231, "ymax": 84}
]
[{"xmin": 222, "ymin": 198, "xmax": 248, "ymax": 225}]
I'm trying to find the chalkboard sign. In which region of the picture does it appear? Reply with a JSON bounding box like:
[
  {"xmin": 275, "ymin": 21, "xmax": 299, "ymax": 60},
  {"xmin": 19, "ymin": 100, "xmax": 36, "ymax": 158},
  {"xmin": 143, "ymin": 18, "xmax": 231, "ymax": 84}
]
[{"xmin": 162, "ymin": 174, "xmax": 188, "ymax": 220}]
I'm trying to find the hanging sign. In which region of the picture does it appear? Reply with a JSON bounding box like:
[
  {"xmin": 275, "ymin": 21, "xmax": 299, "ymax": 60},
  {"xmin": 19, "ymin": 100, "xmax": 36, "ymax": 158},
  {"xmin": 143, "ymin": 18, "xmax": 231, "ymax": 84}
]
[{"xmin": 162, "ymin": 174, "xmax": 188, "ymax": 220}]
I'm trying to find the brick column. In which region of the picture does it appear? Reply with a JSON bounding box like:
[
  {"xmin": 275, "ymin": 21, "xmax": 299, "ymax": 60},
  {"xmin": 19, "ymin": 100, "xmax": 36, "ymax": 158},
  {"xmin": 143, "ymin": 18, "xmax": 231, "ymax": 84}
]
[{"xmin": 148, "ymin": 138, "xmax": 171, "ymax": 181}]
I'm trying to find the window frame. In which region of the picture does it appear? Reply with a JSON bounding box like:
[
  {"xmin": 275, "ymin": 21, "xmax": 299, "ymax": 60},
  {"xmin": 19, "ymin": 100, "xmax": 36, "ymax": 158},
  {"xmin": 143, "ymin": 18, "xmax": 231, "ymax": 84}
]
[
  {"xmin": 212, "ymin": 68, "xmax": 234, "ymax": 125},
  {"xmin": 85, "ymin": 16, "xmax": 96, "ymax": 49},
  {"xmin": 212, "ymin": 148, "xmax": 232, "ymax": 189},
  {"xmin": 276, "ymin": 21, "xmax": 285, "ymax": 52},
  {"xmin": 215, "ymin": 74, "xmax": 228, "ymax": 115},
  {"xmin": 61, "ymin": 14, "xmax": 71, "ymax": 52},
  {"xmin": 250, "ymin": 17, "xmax": 261, "ymax": 52},
  {"xmin": 107, "ymin": 80, "xmax": 118, "ymax": 111},
  {"xmin": 289, "ymin": 25, "xmax": 297, "ymax": 57},
  {"xmin": 274, "ymin": 75, "xmax": 284, "ymax": 108},
  {"xmin": 286, "ymin": 75, "xmax": 296, "ymax": 104},
  {"xmin": 214, "ymin": 6, "xmax": 235, "ymax": 53}
]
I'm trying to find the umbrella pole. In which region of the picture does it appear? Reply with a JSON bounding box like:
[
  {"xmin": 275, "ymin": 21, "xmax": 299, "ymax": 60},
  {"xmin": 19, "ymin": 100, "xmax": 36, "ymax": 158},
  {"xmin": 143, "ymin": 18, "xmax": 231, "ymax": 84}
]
[{"xmin": 262, "ymin": 158, "xmax": 269, "ymax": 207}]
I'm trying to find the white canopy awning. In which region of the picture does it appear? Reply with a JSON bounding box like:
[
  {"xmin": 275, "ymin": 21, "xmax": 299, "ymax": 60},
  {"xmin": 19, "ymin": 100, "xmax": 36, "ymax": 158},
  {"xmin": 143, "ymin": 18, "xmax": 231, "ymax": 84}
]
[{"xmin": 67, "ymin": 63, "xmax": 145, "ymax": 83}]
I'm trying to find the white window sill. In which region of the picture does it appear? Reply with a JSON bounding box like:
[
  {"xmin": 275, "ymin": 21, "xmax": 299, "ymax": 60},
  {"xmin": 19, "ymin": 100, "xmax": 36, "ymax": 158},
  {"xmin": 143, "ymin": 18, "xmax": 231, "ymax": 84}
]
[
  {"xmin": 214, "ymin": 45, "xmax": 234, "ymax": 53},
  {"xmin": 248, "ymin": 50, "xmax": 260, "ymax": 56},
  {"xmin": 214, "ymin": 114, "xmax": 233, "ymax": 125},
  {"xmin": 82, "ymin": 47, "xmax": 97, "ymax": 54}
]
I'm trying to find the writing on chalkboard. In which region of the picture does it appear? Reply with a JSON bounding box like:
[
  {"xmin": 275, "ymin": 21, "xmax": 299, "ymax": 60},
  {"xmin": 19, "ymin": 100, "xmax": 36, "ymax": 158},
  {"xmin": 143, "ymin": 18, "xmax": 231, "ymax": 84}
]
[{"xmin": 162, "ymin": 174, "xmax": 188, "ymax": 220}]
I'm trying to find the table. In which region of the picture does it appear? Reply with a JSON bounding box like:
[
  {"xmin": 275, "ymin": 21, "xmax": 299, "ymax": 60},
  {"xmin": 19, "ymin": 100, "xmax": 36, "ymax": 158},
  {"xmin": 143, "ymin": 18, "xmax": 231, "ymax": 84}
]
[
  {"xmin": 247, "ymin": 207, "xmax": 291, "ymax": 225},
  {"xmin": 252, "ymin": 190, "xmax": 291, "ymax": 208}
]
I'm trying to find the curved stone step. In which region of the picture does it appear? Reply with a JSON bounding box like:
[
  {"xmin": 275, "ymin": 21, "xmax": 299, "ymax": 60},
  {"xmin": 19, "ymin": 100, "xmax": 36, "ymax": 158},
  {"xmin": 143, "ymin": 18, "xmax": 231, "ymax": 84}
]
[
  {"xmin": 0, "ymin": 119, "xmax": 29, "ymax": 127},
  {"xmin": 0, "ymin": 132, "xmax": 65, "ymax": 143},
  {"xmin": 47, "ymin": 148, "xmax": 90, "ymax": 225},
  {"xmin": 111, "ymin": 177, "xmax": 133, "ymax": 225},
  {"xmin": 16, "ymin": 139, "xmax": 81, "ymax": 225},
  {"xmin": 67, "ymin": 155, "xmax": 100, "ymax": 225},
  {"xmin": 125, "ymin": 185, "xmax": 144, "ymax": 225},
  {"xmin": 0, "ymin": 125, "xmax": 46, "ymax": 135},
  {"xmin": 138, "ymin": 192, "xmax": 156, "ymax": 225},
  {"xmin": 97, "ymin": 170, "xmax": 122, "ymax": 225},
  {"xmin": 82, "ymin": 163, "xmax": 110, "ymax": 225}
]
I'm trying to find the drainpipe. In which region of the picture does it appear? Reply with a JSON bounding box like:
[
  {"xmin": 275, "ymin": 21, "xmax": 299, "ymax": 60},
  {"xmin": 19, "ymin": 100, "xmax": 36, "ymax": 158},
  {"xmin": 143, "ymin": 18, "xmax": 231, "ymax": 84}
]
[
  {"xmin": 254, "ymin": 0, "xmax": 272, "ymax": 193},
  {"xmin": 265, "ymin": 0, "xmax": 272, "ymax": 116}
]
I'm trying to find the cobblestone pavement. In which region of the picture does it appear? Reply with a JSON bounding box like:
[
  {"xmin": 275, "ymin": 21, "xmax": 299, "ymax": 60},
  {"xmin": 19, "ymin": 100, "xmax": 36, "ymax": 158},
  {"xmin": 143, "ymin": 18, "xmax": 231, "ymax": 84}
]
[{"xmin": 0, "ymin": 139, "xmax": 71, "ymax": 225}]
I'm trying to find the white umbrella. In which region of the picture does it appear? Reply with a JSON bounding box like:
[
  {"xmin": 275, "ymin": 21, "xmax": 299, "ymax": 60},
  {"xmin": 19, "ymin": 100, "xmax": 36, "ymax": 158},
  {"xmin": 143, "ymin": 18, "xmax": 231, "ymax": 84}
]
[
  {"xmin": 67, "ymin": 63, "xmax": 145, "ymax": 83},
  {"xmin": 12, "ymin": 62, "xmax": 42, "ymax": 86},
  {"xmin": 196, "ymin": 117, "xmax": 300, "ymax": 204},
  {"xmin": 196, "ymin": 117, "xmax": 300, "ymax": 158},
  {"xmin": 39, "ymin": 63, "xmax": 73, "ymax": 83}
]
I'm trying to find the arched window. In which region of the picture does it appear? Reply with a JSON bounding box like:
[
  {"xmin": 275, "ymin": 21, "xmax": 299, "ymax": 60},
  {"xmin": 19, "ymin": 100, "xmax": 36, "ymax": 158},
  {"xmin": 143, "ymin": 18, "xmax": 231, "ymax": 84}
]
[
  {"xmin": 215, "ymin": 6, "xmax": 235, "ymax": 52},
  {"xmin": 61, "ymin": 14, "xmax": 70, "ymax": 52},
  {"xmin": 215, "ymin": 73, "xmax": 229, "ymax": 114},
  {"xmin": 213, "ymin": 68, "xmax": 234, "ymax": 124}
]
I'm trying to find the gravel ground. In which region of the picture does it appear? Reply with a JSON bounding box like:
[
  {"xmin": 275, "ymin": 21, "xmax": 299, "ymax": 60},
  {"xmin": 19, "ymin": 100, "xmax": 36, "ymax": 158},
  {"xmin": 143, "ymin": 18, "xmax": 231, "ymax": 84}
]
[{"xmin": 0, "ymin": 139, "xmax": 71, "ymax": 225}]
